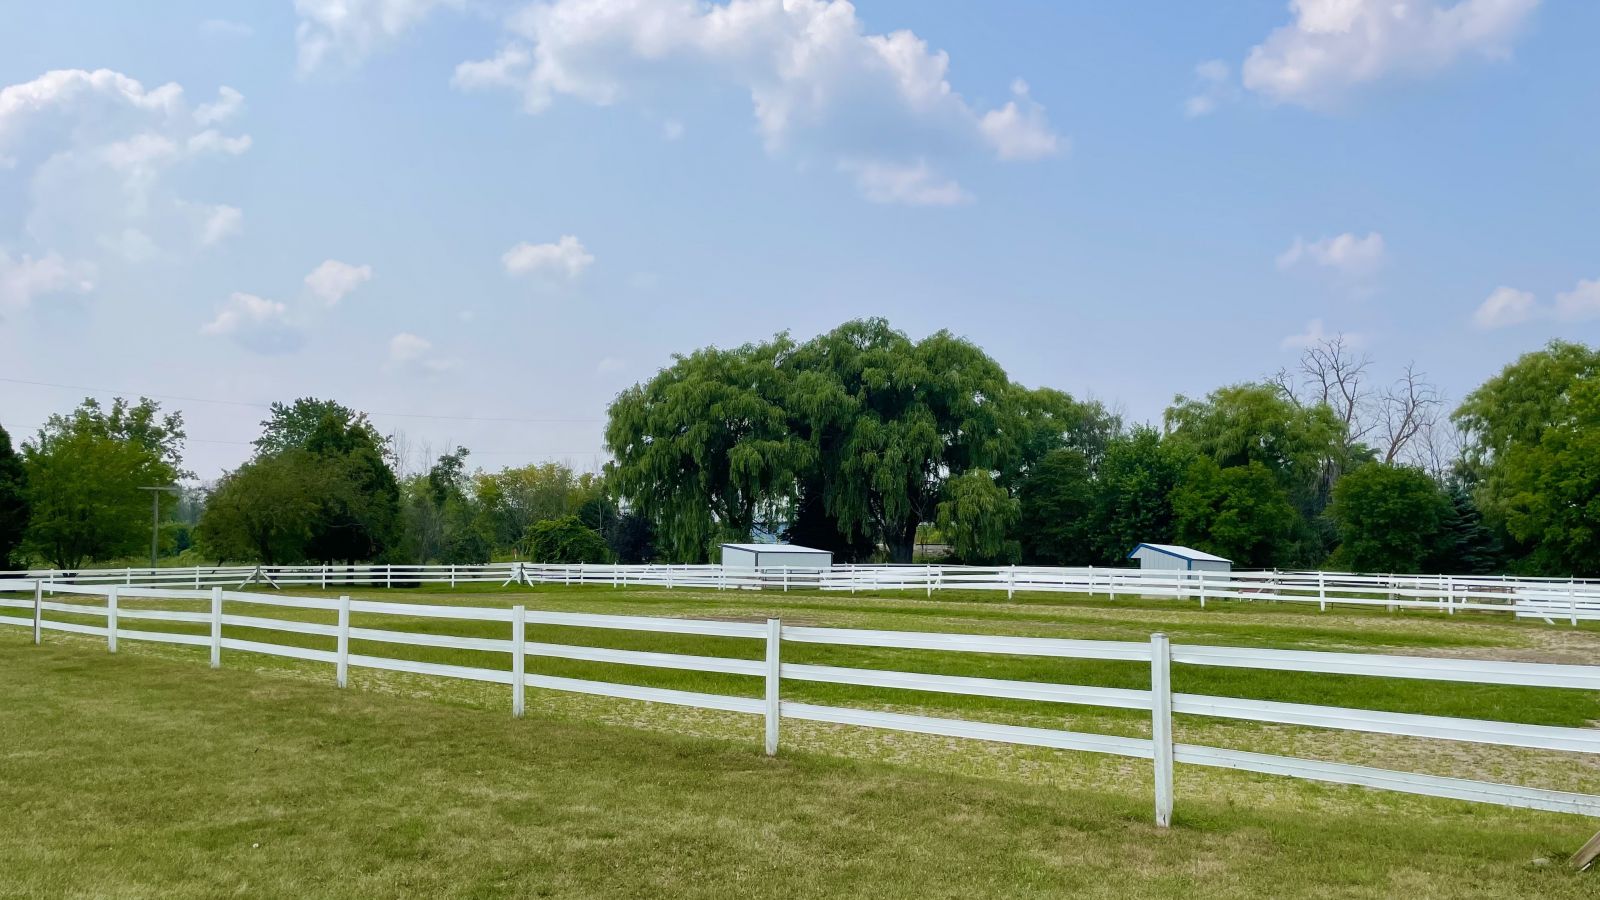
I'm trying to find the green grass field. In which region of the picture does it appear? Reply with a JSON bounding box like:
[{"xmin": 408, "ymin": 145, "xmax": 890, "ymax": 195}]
[{"xmin": 3, "ymin": 584, "xmax": 1599, "ymax": 897}]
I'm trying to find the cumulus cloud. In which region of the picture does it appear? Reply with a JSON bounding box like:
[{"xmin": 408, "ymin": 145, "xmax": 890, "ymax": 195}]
[
  {"xmin": 200, "ymin": 292, "xmax": 304, "ymax": 354},
  {"xmin": 294, "ymin": 0, "xmax": 464, "ymax": 72},
  {"xmin": 388, "ymin": 332, "xmax": 458, "ymax": 374},
  {"xmin": 503, "ymin": 235, "xmax": 594, "ymax": 279},
  {"xmin": 0, "ymin": 251, "xmax": 95, "ymax": 314},
  {"xmin": 1240, "ymin": 0, "xmax": 1539, "ymax": 108},
  {"xmin": 454, "ymin": 0, "xmax": 1061, "ymax": 202},
  {"xmin": 838, "ymin": 159, "xmax": 971, "ymax": 207},
  {"xmin": 1277, "ymin": 232, "xmax": 1386, "ymax": 276},
  {"xmin": 0, "ymin": 69, "xmax": 250, "ymax": 266},
  {"xmin": 1281, "ymin": 318, "xmax": 1363, "ymax": 349},
  {"xmin": 1476, "ymin": 277, "xmax": 1600, "ymax": 329},
  {"xmin": 305, "ymin": 259, "xmax": 374, "ymax": 303}
]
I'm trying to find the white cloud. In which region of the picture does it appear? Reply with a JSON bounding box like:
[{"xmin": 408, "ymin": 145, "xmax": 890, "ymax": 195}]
[
  {"xmin": 305, "ymin": 259, "xmax": 374, "ymax": 304},
  {"xmin": 194, "ymin": 86, "xmax": 244, "ymax": 126},
  {"xmin": 200, "ymin": 205, "xmax": 243, "ymax": 245},
  {"xmin": 1471, "ymin": 286, "xmax": 1536, "ymax": 329},
  {"xmin": 295, "ymin": 0, "xmax": 464, "ymax": 72},
  {"xmin": 388, "ymin": 331, "xmax": 458, "ymax": 374},
  {"xmin": 1277, "ymin": 232, "xmax": 1386, "ymax": 276},
  {"xmin": 454, "ymin": 0, "xmax": 1062, "ymax": 199},
  {"xmin": 1555, "ymin": 278, "xmax": 1600, "ymax": 322},
  {"xmin": 1241, "ymin": 0, "xmax": 1539, "ymax": 108},
  {"xmin": 661, "ymin": 119, "xmax": 685, "ymax": 141},
  {"xmin": 0, "ymin": 251, "xmax": 94, "ymax": 313},
  {"xmin": 1184, "ymin": 59, "xmax": 1236, "ymax": 118},
  {"xmin": 838, "ymin": 159, "xmax": 971, "ymax": 207},
  {"xmin": 597, "ymin": 356, "xmax": 627, "ymax": 374},
  {"xmin": 0, "ymin": 69, "xmax": 250, "ymax": 266},
  {"xmin": 503, "ymin": 235, "xmax": 594, "ymax": 279},
  {"xmin": 1477, "ymin": 277, "xmax": 1600, "ymax": 329},
  {"xmin": 200, "ymin": 292, "xmax": 304, "ymax": 354},
  {"xmin": 978, "ymin": 80, "xmax": 1061, "ymax": 161}
]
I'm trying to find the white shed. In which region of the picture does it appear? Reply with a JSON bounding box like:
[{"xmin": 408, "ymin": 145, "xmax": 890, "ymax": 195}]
[
  {"xmin": 1126, "ymin": 543, "xmax": 1232, "ymax": 573},
  {"xmin": 720, "ymin": 543, "xmax": 833, "ymax": 570}
]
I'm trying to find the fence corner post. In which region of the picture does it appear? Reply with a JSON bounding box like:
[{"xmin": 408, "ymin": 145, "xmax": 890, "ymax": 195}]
[
  {"xmin": 209, "ymin": 586, "xmax": 223, "ymax": 669},
  {"xmin": 1150, "ymin": 632, "xmax": 1174, "ymax": 828},
  {"xmin": 765, "ymin": 617, "xmax": 781, "ymax": 757},
  {"xmin": 107, "ymin": 586, "xmax": 119, "ymax": 653},
  {"xmin": 336, "ymin": 594, "xmax": 351, "ymax": 688},
  {"xmin": 511, "ymin": 604, "xmax": 526, "ymax": 718},
  {"xmin": 32, "ymin": 579, "xmax": 43, "ymax": 645}
]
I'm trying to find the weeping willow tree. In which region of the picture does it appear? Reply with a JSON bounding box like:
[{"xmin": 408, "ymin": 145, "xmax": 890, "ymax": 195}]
[
  {"xmin": 607, "ymin": 319, "xmax": 1104, "ymax": 563},
  {"xmin": 604, "ymin": 337, "xmax": 813, "ymax": 561}
]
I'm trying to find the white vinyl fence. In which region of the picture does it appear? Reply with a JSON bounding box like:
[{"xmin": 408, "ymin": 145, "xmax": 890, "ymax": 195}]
[
  {"xmin": 3, "ymin": 578, "xmax": 1599, "ymax": 826},
  {"xmin": 5, "ymin": 562, "xmax": 1600, "ymax": 624}
]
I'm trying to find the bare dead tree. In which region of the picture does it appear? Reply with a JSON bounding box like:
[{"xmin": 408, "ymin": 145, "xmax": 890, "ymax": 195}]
[
  {"xmin": 1300, "ymin": 334, "xmax": 1375, "ymax": 442},
  {"xmin": 1377, "ymin": 363, "xmax": 1444, "ymax": 466}
]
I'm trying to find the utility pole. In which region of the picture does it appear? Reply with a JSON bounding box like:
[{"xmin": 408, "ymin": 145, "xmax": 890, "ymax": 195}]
[{"xmin": 139, "ymin": 485, "xmax": 182, "ymax": 571}]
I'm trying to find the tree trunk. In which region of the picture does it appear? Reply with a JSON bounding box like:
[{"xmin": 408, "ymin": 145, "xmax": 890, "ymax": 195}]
[{"xmin": 886, "ymin": 519, "xmax": 919, "ymax": 564}]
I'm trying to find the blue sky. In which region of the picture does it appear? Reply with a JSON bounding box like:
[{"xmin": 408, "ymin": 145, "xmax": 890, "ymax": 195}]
[{"xmin": 1, "ymin": 1, "xmax": 1595, "ymax": 480}]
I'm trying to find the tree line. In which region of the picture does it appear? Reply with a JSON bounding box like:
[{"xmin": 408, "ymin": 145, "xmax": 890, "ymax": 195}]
[{"xmin": 0, "ymin": 320, "xmax": 1594, "ymax": 576}]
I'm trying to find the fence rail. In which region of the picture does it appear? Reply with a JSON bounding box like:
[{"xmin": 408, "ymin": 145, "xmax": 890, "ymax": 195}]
[
  {"xmin": 4, "ymin": 561, "xmax": 1599, "ymax": 624},
  {"xmin": 3, "ymin": 578, "xmax": 1599, "ymax": 826}
]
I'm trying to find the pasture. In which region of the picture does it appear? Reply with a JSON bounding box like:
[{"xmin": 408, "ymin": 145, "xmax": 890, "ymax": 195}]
[{"xmin": 4, "ymin": 584, "xmax": 1600, "ymax": 897}]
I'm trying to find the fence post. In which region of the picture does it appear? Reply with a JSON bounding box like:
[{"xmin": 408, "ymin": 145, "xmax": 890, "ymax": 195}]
[
  {"xmin": 194, "ymin": 565, "xmax": 201, "ymax": 590},
  {"xmin": 1151, "ymin": 632, "xmax": 1174, "ymax": 828},
  {"xmin": 107, "ymin": 586, "xmax": 118, "ymax": 653},
  {"xmin": 336, "ymin": 594, "xmax": 351, "ymax": 688},
  {"xmin": 765, "ymin": 618, "xmax": 781, "ymax": 756},
  {"xmin": 1197, "ymin": 571, "xmax": 1206, "ymax": 608},
  {"xmin": 33, "ymin": 579, "xmax": 43, "ymax": 645},
  {"xmin": 1007, "ymin": 565, "xmax": 1016, "ymax": 600},
  {"xmin": 125, "ymin": 566, "xmax": 131, "ymax": 586},
  {"xmin": 210, "ymin": 586, "xmax": 223, "ymax": 669},
  {"xmin": 385, "ymin": 564, "xmax": 392, "ymax": 590},
  {"xmin": 321, "ymin": 565, "xmax": 328, "ymax": 590},
  {"xmin": 512, "ymin": 605, "xmax": 527, "ymax": 718},
  {"xmin": 1318, "ymin": 571, "xmax": 1327, "ymax": 612}
]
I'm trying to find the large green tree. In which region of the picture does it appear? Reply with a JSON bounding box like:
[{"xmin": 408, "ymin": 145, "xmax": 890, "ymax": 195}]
[
  {"xmin": 196, "ymin": 450, "xmax": 325, "ymax": 564},
  {"xmin": 0, "ymin": 424, "xmax": 29, "ymax": 568},
  {"xmin": 785, "ymin": 319, "xmax": 1020, "ymax": 563},
  {"xmin": 1172, "ymin": 458, "xmax": 1298, "ymax": 569},
  {"xmin": 525, "ymin": 515, "xmax": 611, "ymax": 564},
  {"xmin": 606, "ymin": 337, "xmax": 812, "ymax": 561},
  {"xmin": 936, "ymin": 470, "xmax": 1020, "ymax": 564},
  {"xmin": 301, "ymin": 413, "xmax": 402, "ymax": 563},
  {"xmin": 1454, "ymin": 341, "xmax": 1600, "ymax": 575},
  {"xmin": 1328, "ymin": 464, "xmax": 1450, "ymax": 573},
  {"xmin": 22, "ymin": 398, "xmax": 183, "ymax": 569},
  {"xmin": 1085, "ymin": 427, "xmax": 1191, "ymax": 565},
  {"xmin": 1016, "ymin": 448, "xmax": 1095, "ymax": 565}
]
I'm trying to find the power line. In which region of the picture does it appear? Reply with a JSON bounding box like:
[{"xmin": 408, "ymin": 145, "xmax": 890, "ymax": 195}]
[{"xmin": 0, "ymin": 376, "xmax": 604, "ymax": 425}]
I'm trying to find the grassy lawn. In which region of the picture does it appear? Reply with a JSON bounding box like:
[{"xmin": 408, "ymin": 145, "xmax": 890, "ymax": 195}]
[
  {"xmin": 2, "ymin": 633, "xmax": 1598, "ymax": 899},
  {"xmin": 5, "ymin": 584, "xmax": 1600, "ymax": 896}
]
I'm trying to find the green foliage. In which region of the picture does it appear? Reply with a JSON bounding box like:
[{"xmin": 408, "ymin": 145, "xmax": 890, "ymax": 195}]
[
  {"xmin": 935, "ymin": 470, "xmax": 1020, "ymax": 564},
  {"xmin": 525, "ymin": 515, "xmax": 612, "ymax": 564},
  {"xmin": 606, "ymin": 336, "xmax": 809, "ymax": 561},
  {"xmin": 252, "ymin": 398, "xmax": 382, "ymax": 459},
  {"xmin": 1172, "ymin": 459, "xmax": 1297, "ymax": 568},
  {"xmin": 21, "ymin": 398, "xmax": 183, "ymax": 569},
  {"xmin": 197, "ymin": 450, "xmax": 325, "ymax": 564},
  {"xmin": 473, "ymin": 463, "xmax": 604, "ymax": 553},
  {"xmin": 301, "ymin": 412, "xmax": 402, "ymax": 563},
  {"xmin": 1454, "ymin": 341, "xmax": 1600, "ymax": 575},
  {"xmin": 0, "ymin": 424, "xmax": 29, "ymax": 568},
  {"xmin": 1017, "ymin": 449, "xmax": 1094, "ymax": 565},
  {"xmin": 1084, "ymin": 427, "xmax": 1190, "ymax": 564},
  {"xmin": 785, "ymin": 320, "xmax": 1021, "ymax": 562},
  {"xmin": 1328, "ymin": 465, "xmax": 1450, "ymax": 573}
]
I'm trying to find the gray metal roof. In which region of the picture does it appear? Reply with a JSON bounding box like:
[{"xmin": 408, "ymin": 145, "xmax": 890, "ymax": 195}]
[
  {"xmin": 719, "ymin": 543, "xmax": 830, "ymax": 554},
  {"xmin": 1127, "ymin": 543, "xmax": 1232, "ymax": 563}
]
